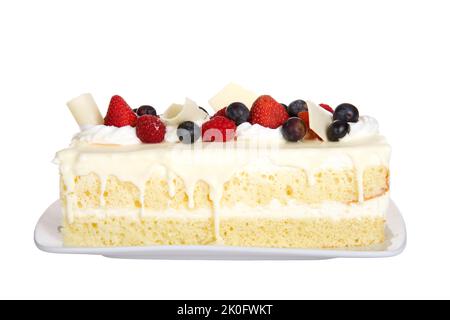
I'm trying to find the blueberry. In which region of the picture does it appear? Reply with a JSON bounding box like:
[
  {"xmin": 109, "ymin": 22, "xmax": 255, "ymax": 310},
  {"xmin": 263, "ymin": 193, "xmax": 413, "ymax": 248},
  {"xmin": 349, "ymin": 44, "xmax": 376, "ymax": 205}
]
[
  {"xmin": 281, "ymin": 117, "xmax": 307, "ymax": 142},
  {"xmin": 198, "ymin": 106, "xmax": 209, "ymax": 115},
  {"xmin": 136, "ymin": 105, "xmax": 157, "ymax": 116},
  {"xmin": 287, "ymin": 100, "xmax": 308, "ymax": 117},
  {"xmin": 132, "ymin": 108, "xmax": 138, "ymax": 114},
  {"xmin": 281, "ymin": 103, "xmax": 288, "ymax": 112},
  {"xmin": 226, "ymin": 102, "xmax": 250, "ymax": 125},
  {"xmin": 177, "ymin": 121, "xmax": 201, "ymax": 144},
  {"xmin": 333, "ymin": 103, "xmax": 359, "ymax": 123},
  {"xmin": 326, "ymin": 120, "xmax": 350, "ymax": 142}
]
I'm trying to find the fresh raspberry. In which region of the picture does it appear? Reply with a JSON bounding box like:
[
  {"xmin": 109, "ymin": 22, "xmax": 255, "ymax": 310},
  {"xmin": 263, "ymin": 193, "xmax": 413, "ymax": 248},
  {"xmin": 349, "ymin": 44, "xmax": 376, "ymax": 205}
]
[
  {"xmin": 104, "ymin": 95, "xmax": 137, "ymax": 127},
  {"xmin": 249, "ymin": 95, "xmax": 289, "ymax": 129},
  {"xmin": 319, "ymin": 103, "xmax": 334, "ymax": 113},
  {"xmin": 136, "ymin": 115, "xmax": 166, "ymax": 143},
  {"xmin": 201, "ymin": 116, "xmax": 236, "ymax": 142},
  {"xmin": 212, "ymin": 107, "xmax": 227, "ymax": 118},
  {"xmin": 298, "ymin": 111, "xmax": 310, "ymax": 129}
]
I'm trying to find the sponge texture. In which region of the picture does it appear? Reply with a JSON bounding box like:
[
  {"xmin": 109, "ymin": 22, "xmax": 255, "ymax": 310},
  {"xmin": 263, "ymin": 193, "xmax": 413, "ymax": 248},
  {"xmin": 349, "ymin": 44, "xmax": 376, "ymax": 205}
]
[{"xmin": 62, "ymin": 166, "xmax": 389, "ymax": 211}]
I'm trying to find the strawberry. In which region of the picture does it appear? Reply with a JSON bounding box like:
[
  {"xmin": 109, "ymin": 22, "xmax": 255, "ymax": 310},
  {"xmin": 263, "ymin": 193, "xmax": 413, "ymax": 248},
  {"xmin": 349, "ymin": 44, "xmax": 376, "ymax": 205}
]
[
  {"xmin": 298, "ymin": 111, "xmax": 310, "ymax": 129},
  {"xmin": 104, "ymin": 95, "xmax": 137, "ymax": 127},
  {"xmin": 201, "ymin": 116, "xmax": 236, "ymax": 142},
  {"xmin": 249, "ymin": 95, "xmax": 289, "ymax": 129},
  {"xmin": 212, "ymin": 107, "xmax": 227, "ymax": 118},
  {"xmin": 319, "ymin": 103, "xmax": 334, "ymax": 113},
  {"xmin": 136, "ymin": 115, "xmax": 166, "ymax": 143},
  {"xmin": 298, "ymin": 111, "xmax": 321, "ymax": 140}
]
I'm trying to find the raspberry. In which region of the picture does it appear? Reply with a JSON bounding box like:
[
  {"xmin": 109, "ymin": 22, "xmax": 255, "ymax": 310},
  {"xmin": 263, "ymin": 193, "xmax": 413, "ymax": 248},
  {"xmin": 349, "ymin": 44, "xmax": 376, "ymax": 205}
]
[
  {"xmin": 319, "ymin": 103, "xmax": 334, "ymax": 113},
  {"xmin": 136, "ymin": 115, "xmax": 166, "ymax": 143},
  {"xmin": 212, "ymin": 107, "xmax": 227, "ymax": 118},
  {"xmin": 201, "ymin": 116, "xmax": 236, "ymax": 142}
]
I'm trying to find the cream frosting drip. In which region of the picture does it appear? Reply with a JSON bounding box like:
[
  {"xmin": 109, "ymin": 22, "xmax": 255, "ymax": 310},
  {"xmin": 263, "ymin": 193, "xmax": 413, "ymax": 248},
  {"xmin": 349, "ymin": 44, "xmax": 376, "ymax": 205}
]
[{"xmin": 56, "ymin": 136, "xmax": 391, "ymax": 233}]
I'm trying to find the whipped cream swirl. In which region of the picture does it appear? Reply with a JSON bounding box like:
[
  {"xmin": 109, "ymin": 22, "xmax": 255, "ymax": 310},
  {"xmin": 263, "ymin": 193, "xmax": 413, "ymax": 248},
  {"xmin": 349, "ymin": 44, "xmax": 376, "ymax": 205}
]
[
  {"xmin": 72, "ymin": 125, "xmax": 142, "ymax": 145},
  {"xmin": 236, "ymin": 123, "xmax": 284, "ymax": 142},
  {"xmin": 341, "ymin": 116, "xmax": 379, "ymax": 142}
]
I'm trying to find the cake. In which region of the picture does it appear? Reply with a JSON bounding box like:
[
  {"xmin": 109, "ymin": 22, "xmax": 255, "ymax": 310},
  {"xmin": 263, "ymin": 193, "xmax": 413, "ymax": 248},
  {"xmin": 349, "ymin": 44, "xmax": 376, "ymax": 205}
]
[{"xmin": 55, "ymin": 83, "xmax": 391, "ymax": 248}]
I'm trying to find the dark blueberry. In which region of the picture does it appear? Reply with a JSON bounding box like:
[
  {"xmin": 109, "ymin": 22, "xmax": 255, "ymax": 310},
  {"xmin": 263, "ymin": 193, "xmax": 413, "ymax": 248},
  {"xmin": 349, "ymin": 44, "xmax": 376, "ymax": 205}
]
[
  {"xmin": 177, "ymin": 121, "xmax": 201, "ymax": 144},
  {"xmin": 281, "ymin": 103, "xmax": 288, "ymax": 112},
  {"xmin": 326, "ymin": 120, "xmax": 350, "ymax": 142},
  {"xmin": 132, "ymin": 108, "xmax": 138, "ymax": 114},
  {"xmin": 287, "ymin": 99, "xmax": 308, "ymax": 117},
  {"xmin": 333, "ymin": 103, "xmax": 359, "ymax": 123},
  {"xmin": 281, "ymin": 117, "xmax": 307, "ymax": 142},
  {"xmin": 226, "ymin": 102, "xmax": 250, "ymax": 125},
  {"xmin": 136, "ymin": 105, "xmax": 157, "ymax": 116},
  {"xmin": 198, "ymin": 106, "xmax": 209, "ymax": 115}
]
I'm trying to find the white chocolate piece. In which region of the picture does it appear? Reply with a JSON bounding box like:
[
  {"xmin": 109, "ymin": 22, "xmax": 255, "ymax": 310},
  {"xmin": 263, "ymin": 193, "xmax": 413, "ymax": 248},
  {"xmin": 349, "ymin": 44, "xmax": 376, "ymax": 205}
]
[
  {"xmin": 209, "ymin": 83, "xmax": 259, "ymax": 111},
  {"xmin": 67, "ymin": 93, "xmax": 104, "ymax": 128},
  {"xmin": 161, "ymin": 98, "xmax": 207, "ymax": 126},
  {"xmin": 307, "ymin": 100, "xmax": 333, "ymax": 141}
]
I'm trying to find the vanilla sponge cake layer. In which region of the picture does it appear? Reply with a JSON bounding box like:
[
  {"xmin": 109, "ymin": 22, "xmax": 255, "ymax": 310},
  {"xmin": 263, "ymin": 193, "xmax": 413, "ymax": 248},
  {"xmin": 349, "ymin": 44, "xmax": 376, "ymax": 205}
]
[
  {"xmin": 63, "ymin": 215, "xmax": 385, "ymax": 248},
  {"xmin": 61, "ymin": 166, "xmax": 389, "ymax": 211}
]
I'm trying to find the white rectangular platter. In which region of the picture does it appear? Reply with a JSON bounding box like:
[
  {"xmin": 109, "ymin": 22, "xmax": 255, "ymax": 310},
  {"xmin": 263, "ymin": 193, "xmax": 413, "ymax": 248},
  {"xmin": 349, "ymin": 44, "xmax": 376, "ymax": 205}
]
[{"xmin": 34, "ymin": 200, "xmax": 406, "ymax": 260}]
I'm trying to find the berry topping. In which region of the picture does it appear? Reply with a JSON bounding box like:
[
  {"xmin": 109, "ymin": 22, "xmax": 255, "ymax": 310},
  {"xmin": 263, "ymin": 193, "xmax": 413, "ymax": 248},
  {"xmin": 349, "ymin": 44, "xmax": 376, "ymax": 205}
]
[
  {"xmin": 281, "ymin": 118, "xmax": 307, "ymax": 142},
  {"xmin": 250, "ymin": 95, "xmax": 289, "ymax": 129},
  {"xmin": 333, "ymin": 103, "xmax": 359, "ymax": 123},
  {"xmin": 201, "ymin": 116, "xmax": 236, "ymax": 142},
  {"xmin": 226, "ymin": 102, "xmax": 250, "ymax": 125},
  {"xmin": 287, "ymin": 99, "xmax": 308, "ymax": 117},
  {"xmin": 104, "ymin": 95, "xmax": 137, "ymax": 127},
  {"xmin": 177, "ymin": 121, "xmax": 201, "ymax": 144},
  {"xmin": 136, "ymin": 115, "xmax": 166, "ymax": 143},
  {"xmin": 319, "ymin": 103, "xmax": 334, "ymax": 113},
  {"xmin": 199, "ymin": 106, "xmax": 209, "ymax": 115},
  {"xmin": 212, "ymin": 107, "xmax": 227, "ymax": 118},
  {"xmin": 326, "ymin": 120, "xmax": 350, "ymax": 142},
  {"xmin": 136, "ymin": 105, "xmax": 157, "ymax": 116}
]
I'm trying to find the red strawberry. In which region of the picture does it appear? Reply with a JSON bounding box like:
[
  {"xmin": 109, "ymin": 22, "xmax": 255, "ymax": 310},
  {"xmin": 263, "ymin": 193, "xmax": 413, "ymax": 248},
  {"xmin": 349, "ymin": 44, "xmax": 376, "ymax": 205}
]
[
  {"xmin": 201, "ymin": 116, "xmax": 236, "ymax": 142},
  {"xmin": 212, "ymin": 107, "xmax": 227, "ymax": 118},
  {"xmin": 250, "ymin": 95, "xmax": 289, "ymax": 129},
  {"xmin": 104, "ymin": 95, "xmax": 137, "ymax": 127},
  {"xmin": 136, "ymin": 115, "xmax": 166, "ymax": 143},
  {"xmin": 319, "ymin": 103, "xmax": 334, "ymax": 113},
  {"xmin": 298, "ymin": 111, "xmax": 321, "ymax": 140},
  {"xmin": 298, "ymin": 111, "xmax": 310, "ymax": 128}
]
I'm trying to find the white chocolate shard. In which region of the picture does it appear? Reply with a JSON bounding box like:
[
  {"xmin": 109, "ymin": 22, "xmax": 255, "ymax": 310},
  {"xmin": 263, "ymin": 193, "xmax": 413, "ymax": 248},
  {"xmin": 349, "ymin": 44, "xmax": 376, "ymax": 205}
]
[
  {"xmin": 161, "ymin": 98, "xmax": 208, "ymax": 126},
  {"xmin": 307, "ymin": 100, "xmax": 333, "ymax": 141},
  {"xmin": 67, "ymin": 93, "xmax": 104, "ymax": 129},
  {"xmin": 209, "ymin": 83, "xmax": 259, "ymax": 111}
]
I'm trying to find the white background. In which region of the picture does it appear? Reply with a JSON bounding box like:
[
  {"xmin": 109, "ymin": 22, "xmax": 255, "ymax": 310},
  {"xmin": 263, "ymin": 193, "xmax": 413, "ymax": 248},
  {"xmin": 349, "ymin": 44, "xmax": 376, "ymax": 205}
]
[{"xmin": 0, "ymin": 0, "xmax": 449, "ymax": 299}]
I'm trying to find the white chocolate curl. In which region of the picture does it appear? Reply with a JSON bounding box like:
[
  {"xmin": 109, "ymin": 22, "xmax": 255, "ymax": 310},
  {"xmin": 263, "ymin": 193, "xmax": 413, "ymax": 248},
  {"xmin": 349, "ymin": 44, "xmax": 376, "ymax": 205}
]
[
  {"xmin": 66, "ymin": 93, "xmax": 104, "ymax": 129},
  {"xmin": 209, "ymin": 82, "xmax": 259, "ymax": 112},
  {"xmin": 161, "ymin": 98, "xmax": 208, "ymax": 126}
]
